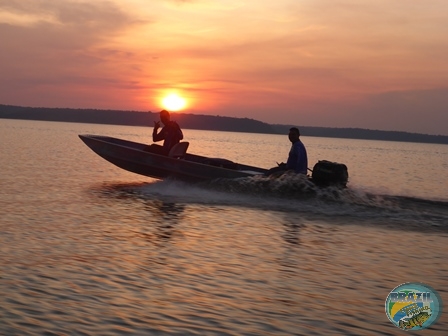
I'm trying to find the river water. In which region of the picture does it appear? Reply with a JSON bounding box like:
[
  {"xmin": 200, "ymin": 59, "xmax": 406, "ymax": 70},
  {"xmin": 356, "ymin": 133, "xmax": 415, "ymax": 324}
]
[{"xmin": 1, "ymin": 119, "xmax": 447, "ymax": 335}]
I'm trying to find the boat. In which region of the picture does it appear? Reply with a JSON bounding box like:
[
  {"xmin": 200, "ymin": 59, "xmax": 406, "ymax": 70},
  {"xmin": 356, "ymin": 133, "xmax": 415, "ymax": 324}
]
[
  {"xmin": 78, "ymin": 135, "xmax": 268, "ymax": 182},
  {"xmin": 79, "ymin": 135, "xmax": 349, "ymax": 186}
]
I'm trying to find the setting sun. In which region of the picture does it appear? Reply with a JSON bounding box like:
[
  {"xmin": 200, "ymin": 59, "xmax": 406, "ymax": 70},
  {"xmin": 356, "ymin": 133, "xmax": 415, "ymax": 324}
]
[{"xmin": 161, "ymin": 93, "xmax": 187, "ymax": 111}]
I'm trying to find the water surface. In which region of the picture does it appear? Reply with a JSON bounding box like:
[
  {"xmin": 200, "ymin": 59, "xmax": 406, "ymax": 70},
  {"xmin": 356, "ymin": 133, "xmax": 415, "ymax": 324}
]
[{"xmin": 1, "ymin": 119, "xmax": 447, "ymax": 335}]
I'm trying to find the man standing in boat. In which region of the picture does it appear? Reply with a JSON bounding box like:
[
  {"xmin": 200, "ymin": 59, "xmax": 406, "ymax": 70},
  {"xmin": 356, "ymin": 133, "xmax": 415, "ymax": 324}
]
[
  {"xmin": 146, "ymin": 110, "xmax": 183, "ymax": 155},
  {"xmin": 267, "ymin": 127, "xmax": 308, "ymax": 176}
]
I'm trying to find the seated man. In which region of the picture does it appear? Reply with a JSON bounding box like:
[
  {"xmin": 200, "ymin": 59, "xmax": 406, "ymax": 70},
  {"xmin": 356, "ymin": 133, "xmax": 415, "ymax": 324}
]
[
  {"xmin": 266, "ymin": 127, "xmax": 308, "ymax": 176},
  {"xmin": 146, "ymin": 110, "xmax": 183, "ymax": 155}
]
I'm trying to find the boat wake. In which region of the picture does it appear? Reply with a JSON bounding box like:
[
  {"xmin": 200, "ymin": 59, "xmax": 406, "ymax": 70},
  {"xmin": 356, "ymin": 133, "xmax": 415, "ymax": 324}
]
[{"xmin": 92, "ymin": 174, "xmax": 448, "ymax": 232}]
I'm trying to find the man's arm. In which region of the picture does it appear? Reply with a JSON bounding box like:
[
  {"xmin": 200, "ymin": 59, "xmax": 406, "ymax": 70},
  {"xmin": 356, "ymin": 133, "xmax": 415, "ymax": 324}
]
[
  {"xmin": 294, "ymin": 146, "xmax": 302, "ymax": 173},
  {"xmin": 294, "ymin": 142, "xmax": 308, "ymax": 174},
  {"xmin": 173, "ymin": 122, "xmax": 183, "ymax": 141},
  {"xmin": 286, "ymin": 142, "xmax": 306, "ymax": 173},
  {"xmin": 152, "ymin": 122, "xmax": 165, "ymax": 142}
]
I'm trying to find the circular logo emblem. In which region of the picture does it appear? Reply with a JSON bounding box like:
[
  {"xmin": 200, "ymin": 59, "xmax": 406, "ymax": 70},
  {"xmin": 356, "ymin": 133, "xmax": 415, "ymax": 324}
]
[{"xmin": 385, "ymin": 282, "xmax": 442, "ymax": 331}]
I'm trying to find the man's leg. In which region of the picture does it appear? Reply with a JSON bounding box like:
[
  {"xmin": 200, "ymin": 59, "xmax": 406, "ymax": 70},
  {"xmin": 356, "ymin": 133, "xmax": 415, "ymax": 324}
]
[{"xmin": 144, "ymin": 144, "xmax": 168, "ymax": 155}]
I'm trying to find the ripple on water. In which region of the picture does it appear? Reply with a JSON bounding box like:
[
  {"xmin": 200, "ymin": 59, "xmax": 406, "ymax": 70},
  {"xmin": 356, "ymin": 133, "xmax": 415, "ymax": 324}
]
[
  {"xmin": 1, "ymin": 121, "xmax": 448, "ymax": 334},
  {"xmin": 1, "ymin": 206, "xmax": 448, "ymax": 335}
]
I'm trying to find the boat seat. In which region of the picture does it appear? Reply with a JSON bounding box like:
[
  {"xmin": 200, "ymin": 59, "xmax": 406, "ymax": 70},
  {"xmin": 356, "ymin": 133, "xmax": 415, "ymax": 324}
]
[{"xmin": 169, "ymin": 142, "xmax": 189, "ymax": 159}]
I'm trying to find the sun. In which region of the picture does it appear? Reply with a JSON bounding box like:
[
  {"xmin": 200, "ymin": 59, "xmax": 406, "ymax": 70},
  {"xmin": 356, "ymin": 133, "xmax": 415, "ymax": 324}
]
[{"xmin": 161, "ymin": 93, "xmax": 187, "ymax": 111}]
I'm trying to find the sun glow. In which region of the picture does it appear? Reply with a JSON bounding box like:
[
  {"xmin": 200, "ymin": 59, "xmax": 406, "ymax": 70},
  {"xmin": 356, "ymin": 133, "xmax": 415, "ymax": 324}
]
[{"xmin": 161, "ymin": 93, "xmax": 187, "ymax": 111}]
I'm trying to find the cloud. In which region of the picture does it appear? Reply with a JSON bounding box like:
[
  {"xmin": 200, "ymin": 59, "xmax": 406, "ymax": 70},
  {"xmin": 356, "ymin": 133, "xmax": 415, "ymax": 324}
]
[
  {"xmin": 0, "ymin": 0, "xmax": 135, "ymax": 27},
  {"xmin": 0, "ymin": 0, "xmax": 147, "ymax": 107},
  {"xmin": 1, "ymin": 0, "xmax": 447, "ymax": 135},
  {"xmin": 344, "ymin": 88, "xmax": 448, "ymax": 135},
  {"xmin": 199, "ymin": 86, "xmax": 448, "ymax": 136},
  {"xmin": 0, "ymin": 0, "xmax": 140, "ymax": 48}
]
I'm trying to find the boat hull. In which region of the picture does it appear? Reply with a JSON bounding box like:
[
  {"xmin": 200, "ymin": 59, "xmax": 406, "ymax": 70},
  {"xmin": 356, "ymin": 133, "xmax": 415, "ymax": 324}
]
[{"xmin": 79, "ymin": 135, "xmax": 267, "ymax": 182}]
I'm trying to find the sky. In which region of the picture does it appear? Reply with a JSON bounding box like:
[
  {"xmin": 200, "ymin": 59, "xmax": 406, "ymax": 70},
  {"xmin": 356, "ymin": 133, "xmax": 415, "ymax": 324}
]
[{"xmin": 1, "ymin": 0, "xmax": 448, "ymax": 135}]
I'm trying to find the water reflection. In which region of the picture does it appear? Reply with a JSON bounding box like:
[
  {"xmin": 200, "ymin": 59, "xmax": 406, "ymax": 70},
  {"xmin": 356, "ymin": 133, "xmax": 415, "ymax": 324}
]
[
  {"xmin": 281, "ymin": 217, "xmax": 304, "ymax": 246},
  {"xmin": 89, "ymin": 182, "xmax": 185, "ymax": 245},
  {"xmin": 90, "ymin": 181, "xmax": 149, "ymax": 201},
  {"xmin": 145, "ymin": 200, "xmax": 185, "ymax": 242},
  {"xmin": 276, "ymin": 216, "xmax": 304, "ymax": 277}
]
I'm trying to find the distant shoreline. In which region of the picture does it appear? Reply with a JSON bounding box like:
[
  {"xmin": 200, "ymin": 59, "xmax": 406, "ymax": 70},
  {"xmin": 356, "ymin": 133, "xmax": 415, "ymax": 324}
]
[{"xmin": 1, "ymin": 104, "xmax": 447, "ymax": 145}]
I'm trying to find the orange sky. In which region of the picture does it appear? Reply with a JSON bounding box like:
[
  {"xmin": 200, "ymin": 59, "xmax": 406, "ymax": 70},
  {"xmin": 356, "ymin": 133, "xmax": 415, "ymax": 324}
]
[{"xmin": 1, "ymin": 0, "xmax": 448, "ymax": 135}]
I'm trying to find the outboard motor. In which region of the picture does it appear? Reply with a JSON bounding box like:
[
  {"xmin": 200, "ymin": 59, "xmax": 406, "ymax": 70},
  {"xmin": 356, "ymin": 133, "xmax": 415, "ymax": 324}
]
[{"xmin": 311, "ymin": 160, "xmax": 348, "ymax": 187}]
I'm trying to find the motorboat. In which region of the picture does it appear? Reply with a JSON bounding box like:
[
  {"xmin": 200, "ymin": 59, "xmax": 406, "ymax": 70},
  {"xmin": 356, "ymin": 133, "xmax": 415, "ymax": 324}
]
[
  {"xmin": 79, "ymin": 135, "xmax": 348, "ymax": 186},
  {"xmin": 78, "ymin": 135, "xmax": 267, "ymax": 182}
]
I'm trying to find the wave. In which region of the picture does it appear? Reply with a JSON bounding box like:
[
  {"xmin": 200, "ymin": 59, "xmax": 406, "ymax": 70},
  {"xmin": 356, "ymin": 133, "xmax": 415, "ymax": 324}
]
[
  {"xmin": 91, "ymin": 174, "xmax": 448, "ymax": 232},
  {"xmin": 203, "ymin": 172, "xmax": 448, "ymax": 207}
]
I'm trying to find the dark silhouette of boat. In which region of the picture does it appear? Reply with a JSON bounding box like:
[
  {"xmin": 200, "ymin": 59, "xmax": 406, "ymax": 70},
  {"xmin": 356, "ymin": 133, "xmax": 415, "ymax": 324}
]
[{"xmin": 79, "ymin": 135, "xmax": 267, "ymax": 181}]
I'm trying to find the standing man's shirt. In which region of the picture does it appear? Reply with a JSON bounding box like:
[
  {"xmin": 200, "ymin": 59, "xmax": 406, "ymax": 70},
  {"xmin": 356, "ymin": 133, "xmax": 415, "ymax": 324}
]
[
  {"xmin": 153, "ymin": 121, "xmax": 183, "ymax": 152},
  {"xmin": 286, "ymin": 140, "xmax": 308, "ymax": 174}
]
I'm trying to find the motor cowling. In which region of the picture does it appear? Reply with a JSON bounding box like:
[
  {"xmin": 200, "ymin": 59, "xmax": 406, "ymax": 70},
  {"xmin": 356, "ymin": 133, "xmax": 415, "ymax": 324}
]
[{"xmin": 311, "ymin": 160, "xmax": 348, "ymax": 187}]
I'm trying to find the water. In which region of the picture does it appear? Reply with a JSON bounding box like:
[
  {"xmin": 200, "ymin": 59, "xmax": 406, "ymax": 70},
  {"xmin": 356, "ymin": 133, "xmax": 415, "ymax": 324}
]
[{"xmin": 1, "ymin": 119, "xmax": 447, "ymax": 335}]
